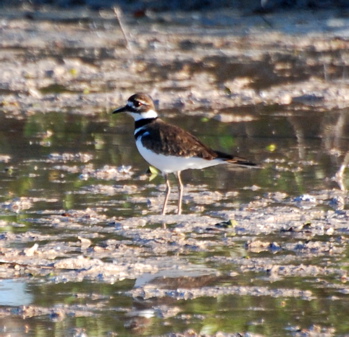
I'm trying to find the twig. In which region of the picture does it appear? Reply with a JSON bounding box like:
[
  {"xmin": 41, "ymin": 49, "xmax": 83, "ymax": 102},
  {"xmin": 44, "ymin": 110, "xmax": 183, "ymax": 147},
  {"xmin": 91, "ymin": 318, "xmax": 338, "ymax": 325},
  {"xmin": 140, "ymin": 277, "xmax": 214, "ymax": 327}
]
[{"xmin": 113, "ymin": 7, "xmax": 133, "ymax": 53}]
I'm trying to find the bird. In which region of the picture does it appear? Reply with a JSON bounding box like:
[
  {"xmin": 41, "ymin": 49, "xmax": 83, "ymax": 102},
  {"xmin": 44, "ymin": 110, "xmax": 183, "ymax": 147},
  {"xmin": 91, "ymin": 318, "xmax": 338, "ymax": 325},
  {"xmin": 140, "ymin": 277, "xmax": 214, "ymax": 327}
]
[{"xmin": 112, "ymin": 93, "xmax": 256, "ymax": 215}]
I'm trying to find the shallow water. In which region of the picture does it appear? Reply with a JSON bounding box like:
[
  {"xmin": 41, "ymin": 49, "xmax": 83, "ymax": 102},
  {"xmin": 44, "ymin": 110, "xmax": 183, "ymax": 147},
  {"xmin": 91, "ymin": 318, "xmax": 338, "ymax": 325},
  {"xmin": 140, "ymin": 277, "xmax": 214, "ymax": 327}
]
[
  {"xmin": 1, "ymin": 103, "xmax": 349, "ymax": 336},
  {"xmin": 0, "ymin": 105, "xmax": 348, "ymax": 215}
]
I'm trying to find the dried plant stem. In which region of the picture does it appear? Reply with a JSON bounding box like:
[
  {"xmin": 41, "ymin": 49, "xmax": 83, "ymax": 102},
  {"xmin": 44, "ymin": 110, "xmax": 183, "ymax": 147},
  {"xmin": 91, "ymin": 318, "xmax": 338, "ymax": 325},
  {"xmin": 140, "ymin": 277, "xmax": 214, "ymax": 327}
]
[{"xmin": 113, "ymin": 7, "xmax": 133, "ymax": 53}]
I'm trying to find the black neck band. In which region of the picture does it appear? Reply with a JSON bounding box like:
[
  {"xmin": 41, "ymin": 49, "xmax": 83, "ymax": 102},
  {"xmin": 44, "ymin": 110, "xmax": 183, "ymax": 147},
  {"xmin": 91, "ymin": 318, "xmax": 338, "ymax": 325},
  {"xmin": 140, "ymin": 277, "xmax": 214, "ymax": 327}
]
[{"xmin": 135, "ymin": 117, "xmax": 157, "ymax": 129}]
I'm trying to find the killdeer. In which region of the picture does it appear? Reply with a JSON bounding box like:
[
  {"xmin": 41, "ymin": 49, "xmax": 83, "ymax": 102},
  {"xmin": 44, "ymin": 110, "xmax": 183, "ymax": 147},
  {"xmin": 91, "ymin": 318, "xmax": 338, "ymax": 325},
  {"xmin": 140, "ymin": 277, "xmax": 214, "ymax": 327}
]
[{"xmin": 113, "ymin": 93, "xmax": 256, "ymax": 215}]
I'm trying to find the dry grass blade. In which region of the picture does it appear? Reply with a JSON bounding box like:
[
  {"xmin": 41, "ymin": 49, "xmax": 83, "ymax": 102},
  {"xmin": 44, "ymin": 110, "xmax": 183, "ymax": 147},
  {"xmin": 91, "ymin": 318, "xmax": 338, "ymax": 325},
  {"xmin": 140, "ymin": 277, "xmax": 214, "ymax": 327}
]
[{"xmin": 113, "ymin": 7, "xmax": 133, "ymax": 53}]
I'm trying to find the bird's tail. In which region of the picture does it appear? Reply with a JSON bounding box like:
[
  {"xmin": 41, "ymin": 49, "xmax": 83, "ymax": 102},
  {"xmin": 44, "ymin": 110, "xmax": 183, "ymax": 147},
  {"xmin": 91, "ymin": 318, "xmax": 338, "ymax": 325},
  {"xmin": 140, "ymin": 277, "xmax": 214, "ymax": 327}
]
[
  {"xmin": 230, "ymin": 156, "xmax": 257, "ymax": 167},
  {"xmin": 215, "ymin": 150, "xmax": 257, "ymax": 167}
]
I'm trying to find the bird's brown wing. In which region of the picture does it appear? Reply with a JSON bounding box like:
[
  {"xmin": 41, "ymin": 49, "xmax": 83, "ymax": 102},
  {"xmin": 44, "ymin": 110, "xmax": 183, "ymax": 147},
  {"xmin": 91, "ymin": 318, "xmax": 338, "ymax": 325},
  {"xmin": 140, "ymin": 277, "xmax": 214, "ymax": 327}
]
[
  {"xmin": 140, "ymin": 119, "xmax": 256, "ymax": 167},
  {"xmin": 140, "ymin": 119, "xmax": 219, "ymax": 159}
]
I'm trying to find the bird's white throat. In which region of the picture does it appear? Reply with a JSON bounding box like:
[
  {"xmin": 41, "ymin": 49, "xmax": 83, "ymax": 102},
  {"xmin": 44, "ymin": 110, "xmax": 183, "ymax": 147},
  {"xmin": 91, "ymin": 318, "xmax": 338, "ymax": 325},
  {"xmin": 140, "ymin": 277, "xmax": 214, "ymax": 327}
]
[{"xmin": 127, "ymin": 109, "xmax": 158, "ymax": 121}]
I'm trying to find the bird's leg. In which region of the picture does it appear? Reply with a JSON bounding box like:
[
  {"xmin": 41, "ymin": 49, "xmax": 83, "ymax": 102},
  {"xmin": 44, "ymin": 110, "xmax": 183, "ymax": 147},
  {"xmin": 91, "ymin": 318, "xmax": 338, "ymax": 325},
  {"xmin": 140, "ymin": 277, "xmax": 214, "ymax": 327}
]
[
  {"xmin": 176, "ymin": 171, "xmax": 183, "ymax": 215},
  {"xmin": 162, "ymin": 173, "xmax": 171, "ymax": 215}
]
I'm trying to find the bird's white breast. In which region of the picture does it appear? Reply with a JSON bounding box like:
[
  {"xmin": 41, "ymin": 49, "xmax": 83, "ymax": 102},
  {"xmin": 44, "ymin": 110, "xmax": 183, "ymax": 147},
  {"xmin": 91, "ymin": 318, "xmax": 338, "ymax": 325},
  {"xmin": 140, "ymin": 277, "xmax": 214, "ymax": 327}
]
[{"xmin": 135, "ymin": 137, "xmax": 225, "ymax": 173}]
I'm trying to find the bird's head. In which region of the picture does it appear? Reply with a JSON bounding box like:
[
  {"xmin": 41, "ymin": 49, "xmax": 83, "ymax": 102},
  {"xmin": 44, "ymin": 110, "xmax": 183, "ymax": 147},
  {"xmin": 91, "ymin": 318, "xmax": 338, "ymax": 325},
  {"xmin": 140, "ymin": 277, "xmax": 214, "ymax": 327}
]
[{"xmin": 113, "ymin": 93, "xmax": 158, "ymax": 121}]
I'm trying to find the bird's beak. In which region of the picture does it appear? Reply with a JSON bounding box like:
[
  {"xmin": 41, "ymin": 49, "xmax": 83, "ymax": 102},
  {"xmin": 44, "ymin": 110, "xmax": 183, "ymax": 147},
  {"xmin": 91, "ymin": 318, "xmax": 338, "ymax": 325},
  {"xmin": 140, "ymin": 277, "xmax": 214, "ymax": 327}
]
[{"xmin": 112, "ymin": 105, "xmax": 128, "ymax": 114}]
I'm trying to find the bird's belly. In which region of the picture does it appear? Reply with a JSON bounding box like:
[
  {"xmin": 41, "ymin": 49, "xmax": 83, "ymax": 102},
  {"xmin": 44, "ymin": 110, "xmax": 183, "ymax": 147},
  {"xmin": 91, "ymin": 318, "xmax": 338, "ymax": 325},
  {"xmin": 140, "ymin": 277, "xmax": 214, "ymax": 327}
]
[{"xmin": 136, "ymin": 140, "xmax": 224, "ymax": 173}]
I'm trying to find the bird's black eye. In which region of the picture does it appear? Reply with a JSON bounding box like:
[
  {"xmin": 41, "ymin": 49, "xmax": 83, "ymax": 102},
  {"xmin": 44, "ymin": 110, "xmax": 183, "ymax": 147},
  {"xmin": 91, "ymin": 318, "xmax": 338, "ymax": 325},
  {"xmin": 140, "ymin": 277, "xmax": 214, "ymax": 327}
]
[{"xmin": 134, "ymin": 101, "xmax": 142, "ymax": 107}]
